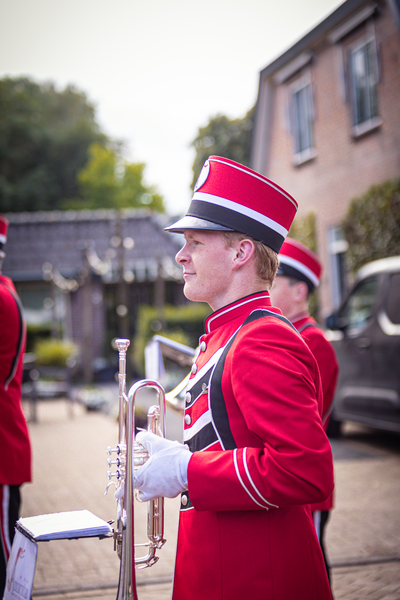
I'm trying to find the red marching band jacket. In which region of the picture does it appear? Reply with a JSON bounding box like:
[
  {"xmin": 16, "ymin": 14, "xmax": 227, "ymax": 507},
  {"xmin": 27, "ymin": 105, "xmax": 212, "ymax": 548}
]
[
  {"xmin": 292, "ymin": 313, "xmax": 338, "ymax": 514},
  {"xmin": 0, "ymin": 275, "xmax": 32, "ymax": 486},
  {"xmin": 172, "ymin": 292, "xmax": 334, "ymax": 600}
]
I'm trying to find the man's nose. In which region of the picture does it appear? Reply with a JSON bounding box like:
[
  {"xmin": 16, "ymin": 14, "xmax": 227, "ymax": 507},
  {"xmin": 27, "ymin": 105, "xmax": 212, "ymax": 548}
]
[{"xmin": 175, "ymin": 245, "xmax": 187, "ymax": 264}]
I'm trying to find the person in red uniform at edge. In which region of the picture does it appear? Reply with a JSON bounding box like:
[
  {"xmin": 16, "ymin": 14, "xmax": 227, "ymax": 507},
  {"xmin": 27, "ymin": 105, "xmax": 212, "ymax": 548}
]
[
  {"xmin": 0, "ymin": 215, "xmax": 32, "ymax": 596},
  {"xmin": 133, "ymin": 157, "xmax": 334, "ymax": 600},
  {"xmin": 270, "ymin": 237, "xmax": 339, "ymax": 586}
]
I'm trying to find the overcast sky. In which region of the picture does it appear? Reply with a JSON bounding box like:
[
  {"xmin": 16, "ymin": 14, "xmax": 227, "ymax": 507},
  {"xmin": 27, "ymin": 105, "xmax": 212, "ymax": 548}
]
[{"xmin": 0, "ymin": 0, "xmax": 343, "ymax": 215}]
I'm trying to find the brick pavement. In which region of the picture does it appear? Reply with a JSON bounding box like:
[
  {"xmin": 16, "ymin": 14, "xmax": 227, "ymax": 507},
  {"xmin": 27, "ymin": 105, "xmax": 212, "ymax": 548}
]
[
  {"xmin": 18, "ymin": 397, "xmax": 400, "ymax": 600},
  {"xmin": 327, "ymin": 426, "xmax": 400, "ymax": 599}
]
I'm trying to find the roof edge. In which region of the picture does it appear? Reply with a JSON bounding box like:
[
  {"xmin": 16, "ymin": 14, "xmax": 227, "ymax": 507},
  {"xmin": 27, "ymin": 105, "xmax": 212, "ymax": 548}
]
[
  {"xmin": 259, "ymin": 0, "xmax": 373, "ymax": 80},
  {"xmin": 4, "ymin": 208, "xmax": 162, "ymax": 224}
]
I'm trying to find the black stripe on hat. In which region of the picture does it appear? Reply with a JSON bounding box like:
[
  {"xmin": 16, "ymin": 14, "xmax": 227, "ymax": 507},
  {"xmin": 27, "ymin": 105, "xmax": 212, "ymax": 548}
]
[
  {"xmin": 277, "ymin": 263, "xmax": 315, "ymax": 292},
  {"xmin": 187, "ymin": 199, "xmax": 284, "ymax": 252}
]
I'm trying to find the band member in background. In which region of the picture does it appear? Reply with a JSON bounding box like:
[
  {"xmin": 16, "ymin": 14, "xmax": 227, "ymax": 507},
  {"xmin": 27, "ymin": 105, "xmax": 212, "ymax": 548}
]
[
  {"xmin": 0, "ymin": 215, "xmax": 32, "ymax": 596},
  {"xmin": 270, "ymin": 237, "xmax": 339, "ymax": 584},
  {"xmin": 134, "ymin": 157, "xmax": 334, "ymax": 600}
]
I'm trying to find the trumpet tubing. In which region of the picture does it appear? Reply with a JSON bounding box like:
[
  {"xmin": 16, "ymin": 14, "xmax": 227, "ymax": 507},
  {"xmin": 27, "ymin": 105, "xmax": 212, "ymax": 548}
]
[{"xmin": 107, "ymin": 339, "xmax": 167, "ymax": 600}]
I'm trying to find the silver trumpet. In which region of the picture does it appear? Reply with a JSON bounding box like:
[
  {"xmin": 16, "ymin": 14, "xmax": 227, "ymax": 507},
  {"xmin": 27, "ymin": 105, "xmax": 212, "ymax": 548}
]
[{"xmin": 106, "ymin": 339, "xmax": 167, "ymax": 600}]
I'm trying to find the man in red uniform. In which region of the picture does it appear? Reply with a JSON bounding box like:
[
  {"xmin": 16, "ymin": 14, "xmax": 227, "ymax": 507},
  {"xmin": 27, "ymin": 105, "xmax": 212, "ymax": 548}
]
[
  {"xmin": 0, "ymin": 215, "xmax": 32, "ymax": 596},
  {"xmin": 270, "ymin": 237, "xmax": 339, "ymax": 584},
  {"xmin": 134, "ymin": 157, "xmax": 334, "ymax": 600}
]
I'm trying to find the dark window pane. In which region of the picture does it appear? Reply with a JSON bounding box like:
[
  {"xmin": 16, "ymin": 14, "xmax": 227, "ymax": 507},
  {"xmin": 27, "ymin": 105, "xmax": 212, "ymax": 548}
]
[
  {"xmin": 386, "ymin": 273, "xmax": 400, "ymax": 324},
  {"xmin": 351, "ymin": 41, "xmax": 378, "ymax": 126},
  {"xmin": 293, "ymin": 84, "xmax": 313, "ymax": 154},
  {"xmin": 340, "ymin": 276, "xmax": 379, "ymax": 332}
]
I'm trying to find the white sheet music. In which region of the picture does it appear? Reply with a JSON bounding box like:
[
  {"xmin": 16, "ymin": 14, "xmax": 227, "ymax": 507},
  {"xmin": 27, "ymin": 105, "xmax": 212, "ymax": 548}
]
[{"xmin": 15, "ymin": 510, "xmax": 112, "ymax": 541}]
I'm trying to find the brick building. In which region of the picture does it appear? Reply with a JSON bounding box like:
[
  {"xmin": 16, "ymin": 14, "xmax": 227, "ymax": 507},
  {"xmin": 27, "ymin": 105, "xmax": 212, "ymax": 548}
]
[
  {"xmin": 251, "ymin": 0, "xmax": 400, "ymax": 317},
  {"xmin": 2, "ymin": 209, "xmax": 183, "ymax": 381}
]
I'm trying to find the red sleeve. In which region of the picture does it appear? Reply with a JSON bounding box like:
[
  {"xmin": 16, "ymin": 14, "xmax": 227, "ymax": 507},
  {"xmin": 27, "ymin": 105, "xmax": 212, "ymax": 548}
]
[
  {"xmin": 0, "ymin": 278, "xmax": 23, "ymax": 389},
  {"xmin": 188, "ymin": 319, "xmax": 334, "ymax": 511},
  {"xmin": 0, "ymin": 277, "xmax": 31, "ymax": 485},
  {"xmin": 302, "ymin": 327, "xmax": 339, "ymax": 425}
]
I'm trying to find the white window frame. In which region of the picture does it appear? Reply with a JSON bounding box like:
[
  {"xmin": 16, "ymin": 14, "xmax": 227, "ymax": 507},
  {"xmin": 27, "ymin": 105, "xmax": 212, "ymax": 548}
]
[
  {"xmin": 348, "ymin": 35, "xmax": 381, "ymax": 137},
  {"xmin": 288, "ymin": 74, "xmax": 316, "ymax": 165},
  {"xmin": 328, "ymin": 226, "xmax": 349, "ymax": 309}
]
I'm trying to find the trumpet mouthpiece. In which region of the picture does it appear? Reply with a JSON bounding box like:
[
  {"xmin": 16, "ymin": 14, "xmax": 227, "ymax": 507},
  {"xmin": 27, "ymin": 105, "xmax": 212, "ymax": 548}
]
[{"xmin": 115, "ymin": 338, "xmax": 130, "ymax": 353}]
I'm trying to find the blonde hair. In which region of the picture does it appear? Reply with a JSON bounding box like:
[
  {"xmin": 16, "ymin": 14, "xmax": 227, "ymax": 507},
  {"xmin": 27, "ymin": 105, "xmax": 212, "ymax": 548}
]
[{"xmin": 222, "ymin": 231, "xmax": 279, "ymax": 287}]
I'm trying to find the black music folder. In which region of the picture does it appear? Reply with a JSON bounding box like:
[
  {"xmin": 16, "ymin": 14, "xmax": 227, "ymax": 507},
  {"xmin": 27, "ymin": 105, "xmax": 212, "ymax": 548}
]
[{"xmin": 16, "ymin": 509, "xmax": 112, "ymax": 541}]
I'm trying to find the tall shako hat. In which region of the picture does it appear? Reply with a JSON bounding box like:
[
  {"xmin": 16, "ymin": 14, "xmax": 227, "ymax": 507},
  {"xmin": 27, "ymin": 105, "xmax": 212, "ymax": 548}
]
[
  {"xmin": 278, "ymin": 237, "xmax": 322, "ymax": 292},
  {"xmin": 165, "ymin": 156, "xmax": 298, "ymax": 253},
  {"xmin": 0, "ymin": 215, "xmax": 8, "ymax": 250}
]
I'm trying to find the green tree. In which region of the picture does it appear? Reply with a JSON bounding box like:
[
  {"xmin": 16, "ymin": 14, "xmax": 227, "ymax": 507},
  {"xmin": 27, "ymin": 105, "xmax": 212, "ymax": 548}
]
[
  {"xmin": 342, "ymin": 179, "xmax": 400, "ymax": 273},
  {"xmin": 66, "ymin": 143, "xmax": 164, "ymax": 212},
  {"xmin": 289, "ymin": 212, "xmax": 318, "ymax": 253},
  {"xmin": 289, "ymin": 212, "xmax": 319, "ymax": 317},
  {"xmin": 0, "ymin": 76, "xmax": 108, "ymax": 212},
  {"xmin": 190, "ymin": 108, "xmax": 254, "ymax": 190}
]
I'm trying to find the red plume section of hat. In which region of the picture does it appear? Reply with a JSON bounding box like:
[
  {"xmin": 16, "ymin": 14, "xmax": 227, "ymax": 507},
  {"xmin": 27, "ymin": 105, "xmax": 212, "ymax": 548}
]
[
  {"xmin": 165, "ymin": 156, "xmax": 298, "ymax": 253},
  {"xmin": 278, "ymin": 237, "xmax": 322, "ymax": 290},
  {"xmin": 0, "ymin": 214, "xmax": 8, "ymax": 247}
]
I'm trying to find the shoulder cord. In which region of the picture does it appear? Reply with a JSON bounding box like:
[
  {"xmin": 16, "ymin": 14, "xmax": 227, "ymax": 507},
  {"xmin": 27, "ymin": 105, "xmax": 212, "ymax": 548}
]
[{"xmin": 209, "ymin": 309, "xmax": 298, "ymax": 450}]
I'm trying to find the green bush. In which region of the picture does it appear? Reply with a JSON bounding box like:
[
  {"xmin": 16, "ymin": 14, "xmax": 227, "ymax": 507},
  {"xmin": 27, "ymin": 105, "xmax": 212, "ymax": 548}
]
[
  {"xmin": 289, "ymin": 212, "xmax": 317, "ymax": 253},
  {"xmin": 342, "ymin": 179, "xmax": 400, "ymax": 274},
  {"xmin": 34, "ymin": 338, "xmax": 78, "ymax": 368},
  {"xmin": 288, "ymin": 212, "xmax": 319, "ymax": 319},
  {"xmin": 133, "ymin": 303, "xmax": 211, "ymax": 374}
]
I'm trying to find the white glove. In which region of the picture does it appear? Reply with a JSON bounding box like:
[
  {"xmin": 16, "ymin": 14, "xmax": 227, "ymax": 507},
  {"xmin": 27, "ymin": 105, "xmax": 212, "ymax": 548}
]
[{"xmin": 134, "ymin": 431, "xmax": 192, "ymax": 502}]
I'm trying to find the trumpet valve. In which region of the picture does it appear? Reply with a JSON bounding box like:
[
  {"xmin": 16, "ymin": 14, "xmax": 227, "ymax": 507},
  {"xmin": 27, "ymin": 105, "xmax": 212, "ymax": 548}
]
[
  {"xmin": 107, "ymin": 456, "xmax": 126, "ymax": 468},
  {"xmin": 133, "ymin": 440, "xmax": 149, "ymax": 470},
  {"xmin": 107, "ymin": 443, "xmax": 126, "ymax": 457},
  {"xmin": 107, "ymin": 468, "xmax": 124, "ymax": 481}
]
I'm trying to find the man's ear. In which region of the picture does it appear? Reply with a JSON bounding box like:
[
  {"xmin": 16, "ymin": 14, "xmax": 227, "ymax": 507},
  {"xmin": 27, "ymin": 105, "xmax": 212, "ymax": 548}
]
[
  {"xmin": 232, "ymin": 238, "xmax": 255, "ymax": 270},
  {"xmin": 295, "ymin": 281, "xmax": 309, "ymax": 301}
]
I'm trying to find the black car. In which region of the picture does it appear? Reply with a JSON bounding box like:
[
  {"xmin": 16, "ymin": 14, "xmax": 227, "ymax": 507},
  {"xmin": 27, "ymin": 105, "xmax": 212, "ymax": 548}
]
[{"xmin": 326, "ymin": 256, "xmax": 400, "ymax": 436}]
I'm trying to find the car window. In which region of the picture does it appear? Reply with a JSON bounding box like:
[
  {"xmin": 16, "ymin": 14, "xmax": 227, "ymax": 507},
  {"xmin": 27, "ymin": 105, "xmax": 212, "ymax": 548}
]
[
  {"xmin": 386, "ymin": 272, "xmax": 400, "ymax": 324},
  {"xmin": 340, "ymin": 276, "xmax": 379, "ymax": 333}
]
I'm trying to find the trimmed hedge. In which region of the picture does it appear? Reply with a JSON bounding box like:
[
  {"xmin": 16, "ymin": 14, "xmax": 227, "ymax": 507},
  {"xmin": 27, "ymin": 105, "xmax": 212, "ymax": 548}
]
[{"xmin": 34, "ymin": 338, "xmax": 78, "ymax": 368}]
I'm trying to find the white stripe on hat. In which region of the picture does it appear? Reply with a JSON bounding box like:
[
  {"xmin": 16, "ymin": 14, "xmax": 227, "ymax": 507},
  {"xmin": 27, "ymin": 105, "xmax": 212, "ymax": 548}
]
[
  {"xmin": 192, "ymin": 191, "xmax": 289, "ymax": 238},
  {"xmin": 279, "ymin": 255, "xmax": 320, "ymax": 287},
  {"xmin": 0, "ymin": 234, "xmax": 6, "ymax": 244}
]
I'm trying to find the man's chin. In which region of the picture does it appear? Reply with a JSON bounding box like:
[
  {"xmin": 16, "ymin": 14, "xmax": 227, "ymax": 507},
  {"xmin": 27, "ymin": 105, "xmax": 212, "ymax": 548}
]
[
  {"xmin": 183, "ymin": 283, "xmax": 204, "ymax": 304},
  {"xmin": 183, "ymin": 287, "xmax": 196, "ymax": 302}
]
